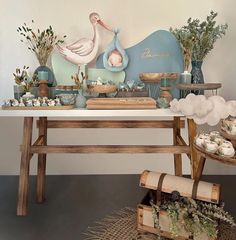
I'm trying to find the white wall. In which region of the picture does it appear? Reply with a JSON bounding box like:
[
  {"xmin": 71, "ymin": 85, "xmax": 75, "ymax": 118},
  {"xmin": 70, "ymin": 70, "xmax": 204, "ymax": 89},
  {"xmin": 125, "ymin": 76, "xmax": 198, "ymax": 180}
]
[{"xmin": 0, "ymin": 0, "xmax": 235, "ymax": 175}]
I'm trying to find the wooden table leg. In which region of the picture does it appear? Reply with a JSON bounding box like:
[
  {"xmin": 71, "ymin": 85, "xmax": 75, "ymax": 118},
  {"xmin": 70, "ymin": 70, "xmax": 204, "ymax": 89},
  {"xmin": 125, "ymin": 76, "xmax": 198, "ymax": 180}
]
[
  {"xmin": 173, "ymin": 117, "xmax": 182, "ymax": 176},
  {"xmin": 17, "ymin": 117, "xmax": 33, "ymax": 216},
  {"xmin": 194, "ymin": 156, "xmax": 206, "ymax": 181},
  {"xmin": 36, "ymin": 117, "xmax": 47, "ymax": 203},
  {"xmin": 187, "ymin": 119, "xmax": 199, "ymax": 179}
]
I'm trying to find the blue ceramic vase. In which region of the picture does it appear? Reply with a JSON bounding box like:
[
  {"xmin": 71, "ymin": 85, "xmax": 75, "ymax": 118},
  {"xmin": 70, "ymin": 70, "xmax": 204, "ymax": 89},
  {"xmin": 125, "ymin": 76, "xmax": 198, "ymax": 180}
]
[
  {"xmin": 34, "ymin": 65, "xmax": 55, "ymax": 87},
  {"xmin": 191, "ymin": 60, "xmax": 204, "ymax": 94},
  {"xmin": 75, "ymin": 89, "xmax": 87, "ymax": 108}
]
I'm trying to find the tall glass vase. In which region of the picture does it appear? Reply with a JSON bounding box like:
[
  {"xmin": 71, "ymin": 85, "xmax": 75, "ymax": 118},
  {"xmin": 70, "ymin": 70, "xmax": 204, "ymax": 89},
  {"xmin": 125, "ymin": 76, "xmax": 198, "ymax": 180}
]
[
  {"xmin": 75, "ymin": 89, "xmax": 87, "ymax": 108},
  {"xmin": 191, "ymin": 60, "xmax": 204, "ymax": 95}
]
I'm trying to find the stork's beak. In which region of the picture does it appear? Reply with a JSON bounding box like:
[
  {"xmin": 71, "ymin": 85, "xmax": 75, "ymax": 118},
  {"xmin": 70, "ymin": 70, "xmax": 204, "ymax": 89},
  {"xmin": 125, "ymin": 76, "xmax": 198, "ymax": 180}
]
[{"xmin": 97, "ymin": 19, "xmax": 113, "ymax": 32}]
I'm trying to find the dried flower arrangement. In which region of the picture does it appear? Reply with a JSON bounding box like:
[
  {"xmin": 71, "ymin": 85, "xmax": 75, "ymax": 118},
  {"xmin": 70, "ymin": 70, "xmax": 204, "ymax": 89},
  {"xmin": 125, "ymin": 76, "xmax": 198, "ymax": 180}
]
[
  {"xmin": 151, "ymin": 194, "xmax": 235, "ymax": 239},
  {"xmin": 170, "ymin": 11, "xmax": 228, "ymax": 64},
  {"xmin": 17, "ymin": 20, "xmax": 66, "ymax": 66},
  {"xmin": 169, "ymin": 28, "xmax": 195, "ymax": 71},
  {"xmin": 71, "ymin": 73, "xmax": 81, "ymax": 89},
  {"xmin": 13, "ymin": 66, "xmax": 38, "ymax": 92}
]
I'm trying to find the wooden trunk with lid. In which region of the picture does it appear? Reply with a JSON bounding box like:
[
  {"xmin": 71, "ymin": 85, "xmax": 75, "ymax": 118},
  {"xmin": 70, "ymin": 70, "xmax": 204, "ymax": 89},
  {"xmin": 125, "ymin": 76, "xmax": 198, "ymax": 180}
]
[{"xmin": 137, "ymin": 170, "xmax": 220, "ymax": 240}]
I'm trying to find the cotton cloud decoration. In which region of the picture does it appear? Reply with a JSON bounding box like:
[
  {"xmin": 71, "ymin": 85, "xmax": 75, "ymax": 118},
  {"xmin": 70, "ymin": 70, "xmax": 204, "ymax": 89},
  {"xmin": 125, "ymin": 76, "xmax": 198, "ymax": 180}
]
[{"xmin": 170, "ymin": 94, "xmax": 236, "ymax": 126}]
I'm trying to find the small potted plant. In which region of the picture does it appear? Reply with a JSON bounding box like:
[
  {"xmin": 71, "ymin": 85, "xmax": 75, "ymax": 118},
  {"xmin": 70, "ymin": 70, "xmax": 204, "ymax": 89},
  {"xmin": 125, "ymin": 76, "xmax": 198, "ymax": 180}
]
[
  {"xmin": 17, "ymin": 20, "xmax": 66, "ymax": 86},
  {"xmin": 185, "ymin": 11, "xmax": 228, "ymax": 86},
  {"xmin": 13, "ymin": 66, "xmax": 38, "ymax": 99}
]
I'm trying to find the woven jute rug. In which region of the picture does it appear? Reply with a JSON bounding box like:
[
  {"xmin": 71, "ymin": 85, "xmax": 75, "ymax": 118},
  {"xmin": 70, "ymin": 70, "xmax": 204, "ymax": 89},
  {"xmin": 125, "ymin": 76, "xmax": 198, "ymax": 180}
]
[{"xmin": 83, "ymin": 208, "xmax": 236, "ymax": 240}]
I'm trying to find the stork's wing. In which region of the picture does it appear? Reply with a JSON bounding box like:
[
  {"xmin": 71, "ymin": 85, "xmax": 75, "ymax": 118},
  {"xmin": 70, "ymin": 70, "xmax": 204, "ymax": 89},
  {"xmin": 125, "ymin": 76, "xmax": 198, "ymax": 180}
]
[
  {"xmin": 66, "ymin": 38, "xmax": 94, "ymax": 56},
  {"xmin": 57, "ymin": 45, "xmax": 84, "ymax": 65}
]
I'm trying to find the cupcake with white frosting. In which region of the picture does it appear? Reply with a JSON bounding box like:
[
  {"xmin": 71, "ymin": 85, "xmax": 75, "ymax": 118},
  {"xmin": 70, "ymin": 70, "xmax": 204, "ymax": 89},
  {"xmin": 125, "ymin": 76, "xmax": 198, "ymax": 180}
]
[
  {"xmin": 221, "ymin": 140, "xmax": 233, "ymax": 148},
  {"xmin": 195, "ymin": 133, "xmax": 210, "ymax": 147},
  {"xmin": 218, "ymin": 145, "xmax": 235, "ymax": 157},
  {"xmin": 222, "ymin": 117, "xmax": 236, "ymax": 135},
  {"xmin": 203, "ymin": 140, "xmax": 218, "ymax": 153}
]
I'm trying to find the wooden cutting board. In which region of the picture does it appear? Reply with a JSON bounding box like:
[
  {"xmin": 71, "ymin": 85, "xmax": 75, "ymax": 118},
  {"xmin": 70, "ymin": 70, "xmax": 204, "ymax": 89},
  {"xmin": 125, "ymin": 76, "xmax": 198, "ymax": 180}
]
[
  {"xmin": 86, "ymin": 97, "xmax": 157, "ymax": 109},
  {"xmin": 1, "ymin": 105, "xmax": 74, "ymax": 110}
]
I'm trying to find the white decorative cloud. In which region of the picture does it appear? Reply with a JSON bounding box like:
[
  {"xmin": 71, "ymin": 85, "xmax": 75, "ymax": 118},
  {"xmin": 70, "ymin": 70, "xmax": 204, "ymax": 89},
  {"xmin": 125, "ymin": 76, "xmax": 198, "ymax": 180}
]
[
  {"xmin": 227, "ymin": 100, "xmax": 236, "ymax": 116},
  {"xmin": 170, "ymin": 94, "xmax": 236, "ymax": 126}
]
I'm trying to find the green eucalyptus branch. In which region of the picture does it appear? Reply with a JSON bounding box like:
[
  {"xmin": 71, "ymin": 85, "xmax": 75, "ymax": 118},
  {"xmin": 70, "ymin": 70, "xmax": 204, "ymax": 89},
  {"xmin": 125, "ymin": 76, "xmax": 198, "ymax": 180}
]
[
  {"xmin": 151, "ymin": 195, "xmax": 235, "ymax": 239},
  {"xmin": 170, "ymin": 11, "xmax": 228, "ymax": 63},
  {"xmin": 186, "ymin": 11, "xmax": 228, "ymax": 61}
]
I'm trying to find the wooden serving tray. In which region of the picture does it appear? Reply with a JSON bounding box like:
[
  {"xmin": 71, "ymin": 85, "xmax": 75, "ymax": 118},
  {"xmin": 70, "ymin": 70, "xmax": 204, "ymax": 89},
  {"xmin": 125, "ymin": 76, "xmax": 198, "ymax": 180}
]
[
  {"xmin": 2, "ymin": 105, "xmax": 74, "ymax": 110},
  {"xmin": 220, "ymin": 129, "xmax": 236, "ymax": 141},
  {"xmin": 139, "ymin": 72, "xmax": 178, "ymax": 83},
  {"xmin": 176, "ymin": 83, "xmax": 222, "ymax": 90},
  {"xmin": 86, "ymin": 97, "xmax": 157, "ymax": 109},
  {"xmin": 194, "ymin": 143, "xmax": 236, "ymax": 165},
  {"xmin": 220, "ymin": 129, "xmax": 236, "ymax": 148}
]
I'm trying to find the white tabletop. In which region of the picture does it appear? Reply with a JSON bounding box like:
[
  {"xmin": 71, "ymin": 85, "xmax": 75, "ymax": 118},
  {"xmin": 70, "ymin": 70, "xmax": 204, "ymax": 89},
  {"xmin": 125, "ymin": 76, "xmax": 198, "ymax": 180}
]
[{"xmin": 0, "ymin": 108, "xmax": 183, "ymax": 120}]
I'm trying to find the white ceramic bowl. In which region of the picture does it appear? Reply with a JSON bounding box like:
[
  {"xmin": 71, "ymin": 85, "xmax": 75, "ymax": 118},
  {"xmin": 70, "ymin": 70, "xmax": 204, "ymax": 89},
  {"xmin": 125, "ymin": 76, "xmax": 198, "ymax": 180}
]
[{"xmin": 57, "ymin": 94, "xmax": 76, "ymax": 105}]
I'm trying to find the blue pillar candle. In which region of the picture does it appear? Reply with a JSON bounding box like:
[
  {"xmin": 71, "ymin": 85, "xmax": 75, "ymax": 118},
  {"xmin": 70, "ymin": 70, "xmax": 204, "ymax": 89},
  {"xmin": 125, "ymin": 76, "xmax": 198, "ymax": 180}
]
[
  {"xmin": 160, "ymin": 78, "xmax": 170, "ymax": 87},
  {"xmin": 38, "ymin": 71, "xmax": 49, "ymax": 80}
]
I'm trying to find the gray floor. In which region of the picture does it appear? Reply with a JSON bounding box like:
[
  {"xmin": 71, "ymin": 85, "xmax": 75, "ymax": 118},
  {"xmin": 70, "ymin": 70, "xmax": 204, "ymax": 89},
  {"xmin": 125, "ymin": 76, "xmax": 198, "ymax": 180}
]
[{"xmin": 0, "ymin": 175, "xmax": 235, "ymax": 240}]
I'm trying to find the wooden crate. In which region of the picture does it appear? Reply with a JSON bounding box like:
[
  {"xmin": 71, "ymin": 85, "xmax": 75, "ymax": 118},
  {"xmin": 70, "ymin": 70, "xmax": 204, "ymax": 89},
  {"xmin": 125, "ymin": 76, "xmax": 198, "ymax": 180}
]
[
  {"xmin": 137, "ymin": 171, "xmax": 220, "ymax": 240},
  {"xmin": 138, "ymin": 192, "xmax": 189, "ymax": 239}
]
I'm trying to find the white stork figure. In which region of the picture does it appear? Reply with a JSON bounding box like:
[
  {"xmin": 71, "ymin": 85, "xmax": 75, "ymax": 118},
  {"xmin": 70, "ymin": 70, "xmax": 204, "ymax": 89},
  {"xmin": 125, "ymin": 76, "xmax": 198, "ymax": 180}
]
[{"xmin": 57, "ymin": 13, "xmax": 113, "ymax": 89}]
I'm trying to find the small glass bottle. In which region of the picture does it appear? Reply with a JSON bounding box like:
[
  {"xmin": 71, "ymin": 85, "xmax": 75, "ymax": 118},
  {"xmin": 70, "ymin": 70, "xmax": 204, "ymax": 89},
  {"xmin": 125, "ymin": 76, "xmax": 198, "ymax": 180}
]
[
  {"xmin": 75, "ymin": 89, "xmax": 87, "ymax": 108},
  {"xmin": 180, "ymin": 71, "xmax": 191, "ymax": 84},
  {"xmin": 160, "ymin": 77, "xmax": 170, "ymax": 87}
]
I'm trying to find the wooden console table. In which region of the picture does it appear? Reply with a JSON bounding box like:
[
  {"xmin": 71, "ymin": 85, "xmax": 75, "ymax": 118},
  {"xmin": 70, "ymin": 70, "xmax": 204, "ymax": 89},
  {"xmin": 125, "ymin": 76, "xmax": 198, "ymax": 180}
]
[
  {"xmin": 177, "ymin": 83, "xmax": 222, "ymax": 97},
  {"xmin": 0, "ymin": 108, "xmax": 198, "ymax": 216}
]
